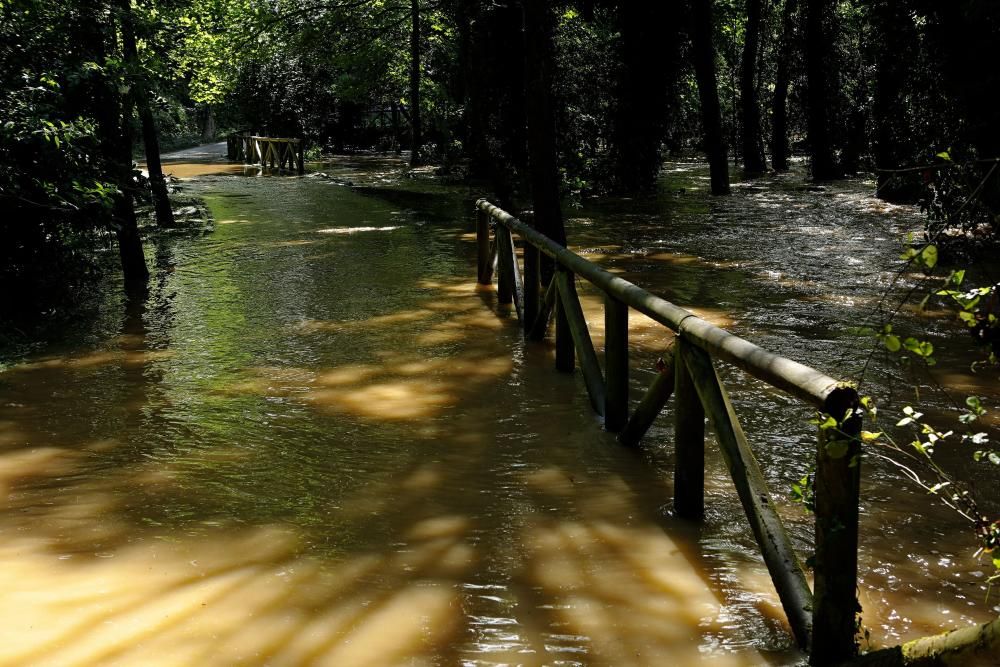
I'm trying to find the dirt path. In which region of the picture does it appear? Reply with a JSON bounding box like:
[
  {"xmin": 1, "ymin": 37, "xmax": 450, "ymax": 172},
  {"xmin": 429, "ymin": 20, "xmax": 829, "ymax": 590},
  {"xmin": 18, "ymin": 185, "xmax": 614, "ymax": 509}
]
[{"xmin": 161, "ymin": 141, "xmax": 228, "ymax": 162}]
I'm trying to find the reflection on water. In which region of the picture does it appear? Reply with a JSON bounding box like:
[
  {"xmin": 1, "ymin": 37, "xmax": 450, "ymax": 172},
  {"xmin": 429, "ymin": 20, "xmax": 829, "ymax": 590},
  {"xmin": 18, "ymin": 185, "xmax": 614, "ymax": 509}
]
[{"xmin": 0, "ymin": 157, "xmax": 997, "ymax": 665}]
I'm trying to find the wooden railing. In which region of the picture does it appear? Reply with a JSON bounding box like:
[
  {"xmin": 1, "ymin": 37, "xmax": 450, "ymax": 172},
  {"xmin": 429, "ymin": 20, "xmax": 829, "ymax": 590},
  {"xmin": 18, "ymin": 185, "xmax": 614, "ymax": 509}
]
[
  {"xmin": 475, "ymin": 199, "xmax": 863, "ymax": 665},
  {"xmin": 226, "ymin": 134, "xmax": 305, "ymax": 174}
]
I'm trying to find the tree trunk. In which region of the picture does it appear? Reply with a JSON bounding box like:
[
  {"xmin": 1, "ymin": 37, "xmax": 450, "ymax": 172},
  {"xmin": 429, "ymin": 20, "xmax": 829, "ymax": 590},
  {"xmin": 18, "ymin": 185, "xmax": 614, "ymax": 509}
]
[
  {"xmin": 522, "ymin": 0, "xmax": 566, "ymax": 247},
  {"xmin": 740, "ymin": 0, "xmax": 767, "ymax": 175},
  {"xmin": 120, "ymin": 4, "xmax": 174, "ymax": 227},
  {"xmin": 409, "ymin": 0, "xmax": 422, "ymax": 166},
  {"xmin": 805, "ymin": 0, "xmax": 838, "ymax": 179},
  {"xmin": 483, "ymin": 0, "xmax": 528, "ymax": 210},
  {"xmin": 871, "ymin": 0, "xmax": 914, "ymax": 193},
  {"xmin": 89, "ymin": 3, "xmax": 148, "ymax": 292},
  {"xmin": 200, "ymin": 106, "xmax": 216, "ymax": 143},
  {"xmin": 771, "ymin": 0, "xmax": 797, "ymax": 171},
  {"xmin": 690, "ymin": 0, "xmax": 730, "ymax": 194},
  {"xmin": 612, "ymin": 2, "xmax": 674, "ymax": 192}
]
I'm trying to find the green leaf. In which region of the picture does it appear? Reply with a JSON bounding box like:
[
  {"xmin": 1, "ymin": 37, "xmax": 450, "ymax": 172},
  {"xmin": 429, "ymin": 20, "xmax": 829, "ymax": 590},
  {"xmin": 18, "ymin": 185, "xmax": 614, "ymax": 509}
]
[
  {"xmin": 936, "ymin": 150, "xmax": 952, "ymax": 161},
  {"xmin": 825, "ymin": 439, "xmax": 849, "ymax": 459},
  {"xmin": 921, "ymin": 245, "xmax": 938, "ymax": 269},
  {"xmin": 884, "ymin": 335, "xmax": 901, "ymax": 352}
]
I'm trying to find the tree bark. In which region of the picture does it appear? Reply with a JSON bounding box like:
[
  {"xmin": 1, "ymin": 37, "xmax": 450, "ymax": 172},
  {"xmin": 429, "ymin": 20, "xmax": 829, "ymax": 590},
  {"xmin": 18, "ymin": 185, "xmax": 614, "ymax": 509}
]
[
  {"xmin": 120, "ymin": 4, "xmax": 174, "ymax": 227},
  {"xmin": 200, "ymin": 106, "xmax": 215, "ymax": 143},
  {"xmin": 409, "ymin": 0, "xmax": 422, "ymax": 166},
  {"xmin": 690, "ymin": 0, "xmax": 730, "ymax": 194},
  {"xmin": 740, "ymin": 0, "xmax": 767, "ymax": 175},
  {"xmin": 805, "ymin": 0, "xmax": 838, "ymax": 179},
  {"xmin": 612, "ymin": 2, "xmax": 674, "ymax": 191},
  {"xmin": 845, "ymin": 615, "xmax": 1000, "ymax": 666},
  {"xmin": 871, "ymin": 0, "xmax": 913, "ymax": 192},
  {"xmin": 522, "ymin": 0, "xmax": 566, "ymax": 245},
  {"xmin": 771, "ymin": 0, "xmax": 797, "ymax": 171},
  {"xmin": 88, "ymin": 3, "xmax": 148, "ymax": 292}
]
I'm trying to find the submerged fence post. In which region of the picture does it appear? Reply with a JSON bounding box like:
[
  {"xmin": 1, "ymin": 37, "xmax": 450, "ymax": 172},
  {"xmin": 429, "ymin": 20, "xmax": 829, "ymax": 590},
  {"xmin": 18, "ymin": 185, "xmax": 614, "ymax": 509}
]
[
  {"xmin": 811, "ymin": 386, "xmax": 863, "ymax": 665},
  {"xmin": 524, "ymin": 244, "xmax": 541, "ymax": 333},
  {"xmin": 476, "ymin": 206, "xmax": 492, "ymax": 285},
  {"xmin": 604, "ymin": 295, "xmax": 628, "ymax": 431},
  {"xmin": 554, "ymin": 268, "xmax": 574, "ymax": 372},
  {"xmin": 673, "ymin": 337, "xmax": 705, "ymax": 520}
]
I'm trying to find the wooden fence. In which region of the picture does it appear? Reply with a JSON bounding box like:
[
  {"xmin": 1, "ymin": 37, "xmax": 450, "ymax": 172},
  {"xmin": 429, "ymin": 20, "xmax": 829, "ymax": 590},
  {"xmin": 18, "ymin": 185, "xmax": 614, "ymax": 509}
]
[
  {"xmin": 475, "ymin": 198, "xmax": 863, "ymax": 666},
  {"xmin": 227, "ymin": 134, "xmax": 305, "ymax": 174}
]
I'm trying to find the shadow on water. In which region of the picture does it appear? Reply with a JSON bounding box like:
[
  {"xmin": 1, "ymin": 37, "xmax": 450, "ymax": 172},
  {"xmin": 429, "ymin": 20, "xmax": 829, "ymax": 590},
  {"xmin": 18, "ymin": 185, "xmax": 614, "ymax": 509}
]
[{"xmin": 0, "ymin": 156, "xmax": 997, "ymax": 665}]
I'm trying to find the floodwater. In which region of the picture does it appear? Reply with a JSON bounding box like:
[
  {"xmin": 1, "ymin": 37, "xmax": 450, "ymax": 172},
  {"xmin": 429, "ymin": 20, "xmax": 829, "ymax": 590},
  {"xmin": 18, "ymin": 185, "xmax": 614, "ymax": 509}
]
[{"xmin": 0, "ymin": 147, "xmax": 997, "ymax": 665}]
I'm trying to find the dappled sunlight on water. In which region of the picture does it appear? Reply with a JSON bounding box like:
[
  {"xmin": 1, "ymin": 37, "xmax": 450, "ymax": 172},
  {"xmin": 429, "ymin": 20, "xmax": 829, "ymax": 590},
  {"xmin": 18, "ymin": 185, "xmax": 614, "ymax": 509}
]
[{"xmin": 2, "ymin": 156, "xmax": 998, "ymax": 664}]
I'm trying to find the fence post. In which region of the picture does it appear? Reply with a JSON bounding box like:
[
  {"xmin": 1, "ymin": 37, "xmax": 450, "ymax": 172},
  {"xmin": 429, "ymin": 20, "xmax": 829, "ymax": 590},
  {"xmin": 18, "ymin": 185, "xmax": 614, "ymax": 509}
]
[
  {"xmin": 476, "ymin": 208, "xmax": 492, "ymax": 285},
  {"xmin": 297, "ymin": 140, "xmax": 305, "ymax": 174},
  {"xmin": 496, "ymin": 226, "xmax": 514, "ymax": 306},
  {"xmin": 554, "ymin": 269, "xmax": 574, "ymax": 372},
  {"xmin": 673, "ymin": 337, "xmax": 705, "ymax": 520},
  {"xmin": 524, "ymin": 244, "xmax": 541, "ymax": 333},
  {"xmin": 604, "ymin": 295, "xmax": 628, "ymax": 431},
  {"xmin": 811, "ymin": 386, "xmax": 863, "ymax": 665}
]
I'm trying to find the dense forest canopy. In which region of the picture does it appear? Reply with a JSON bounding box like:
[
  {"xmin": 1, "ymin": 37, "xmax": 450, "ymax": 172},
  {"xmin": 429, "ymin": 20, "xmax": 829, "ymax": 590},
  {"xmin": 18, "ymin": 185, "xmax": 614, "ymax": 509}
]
[{"xmin": 2, "ymin": 0, "xmax": 999, "ymax": 307}]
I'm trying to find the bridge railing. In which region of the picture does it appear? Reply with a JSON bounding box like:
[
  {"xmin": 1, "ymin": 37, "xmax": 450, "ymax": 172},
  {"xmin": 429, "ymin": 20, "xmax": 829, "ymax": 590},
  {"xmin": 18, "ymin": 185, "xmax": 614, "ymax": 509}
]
[
  {"xmin": 475, "ymin": 198, "xmax": 863, "ymax": 665},
  {"xmin": 227, "ymin": 134, "xmax": 305, "ymax": 174}
]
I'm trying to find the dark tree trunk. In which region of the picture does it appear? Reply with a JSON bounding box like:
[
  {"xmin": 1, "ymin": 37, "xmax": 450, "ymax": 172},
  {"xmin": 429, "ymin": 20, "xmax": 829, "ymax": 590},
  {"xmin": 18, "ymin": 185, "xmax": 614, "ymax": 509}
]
[
  {"xmin": 740, "ymin": 0, "xmax": 767, "ymax": 175},
  {"xmin": 871, "ymin": 0, "xmax": 916, "ymax": 193},
  {"xmin": 200, "ymin": 106, "xmax": 216, "ymax": 142},
  {"xmin": 840, "ymin": 106, "xmax": 865, "ymax": 176},
  {"xmin": 522, "ymin": 0, "xmax": 565, "ymax": 247},
  {"xmin": 690, "ymin": 0, "xmax": 730, "ymax": 194},
  {"xmin": 805, "ymin": 0, "xmax": 838, "ymax": 180},
  {"xmin": 120, "ymin": 4, "xmax": 174, "ymax": 227},
  {"xmin": 474, "ymin": 0, "xmax": 528, "ymax": 209},
  {"xmin": 928, "ymin": 3, "xmax": 1000, "ymax": 159},
  {"xmin": 461, "ymin": 0, "xmax": 489, "ymax": 179},
  {"xmin": 409, "ymin": 0, "xmax": 422, "ymax": 166},
  {"xmin": 85, "ymin": 3, "xmax": 148, "ymax": 292},
  {"xmin": 771, "ymin": 0, "xmax": 797, "ymax": 171},
  {"xmin": 391, "ymin": 101, "xmax": 402, "ymax": 154},
  {"xmin": 612, "ymin": 2, "xmax": 675, "ymax": 192}
]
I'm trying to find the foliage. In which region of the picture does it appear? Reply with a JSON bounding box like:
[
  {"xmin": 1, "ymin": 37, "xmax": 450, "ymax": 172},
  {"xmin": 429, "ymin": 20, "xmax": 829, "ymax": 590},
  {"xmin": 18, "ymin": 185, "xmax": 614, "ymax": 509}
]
[
  {"xmin": 0, "ymin": 0, "xmax": 122, "ymax": 321},
  {"xmin": 918, "ymin": 153, "xmax": 1000, "ymax": 248}
]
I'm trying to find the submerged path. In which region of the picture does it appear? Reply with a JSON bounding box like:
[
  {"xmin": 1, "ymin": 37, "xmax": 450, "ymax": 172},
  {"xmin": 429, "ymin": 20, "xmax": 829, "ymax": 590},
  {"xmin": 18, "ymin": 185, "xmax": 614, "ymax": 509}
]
[{"xmin": 0, "ymin": 155, "xmax": 996, "ymax": 665}]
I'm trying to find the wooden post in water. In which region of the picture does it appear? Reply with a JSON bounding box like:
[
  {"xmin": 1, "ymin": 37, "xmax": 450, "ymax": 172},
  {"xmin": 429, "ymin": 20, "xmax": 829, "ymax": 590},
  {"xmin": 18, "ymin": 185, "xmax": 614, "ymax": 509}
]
[
  {"xmin": 680, "ymin": 341, "xmax": 813, "ymax": 650},
  {"xmin": 604, "ymin": 295, "xmax": 628, "ymax": 431},
  {"xmin": 811, "ymin": 386, "xmax": 863, "ymax": 665},
  {"xmin": 554, "ymin": 269, "xmax": 575, "ymax": 372},
  {"xmin": 497, "ymin": 228, "xmax": 523, "ymax": 319},
  {"xmin": 496, "ymin": 227, "xmax": 514, "ymax": 306},
  {"xmin": 524, "ymin": 244, "xmax": 541, "ymax": 333},
  {"xmin": 673, "ymin": 338, "xmax": 705, "ymax": 518},
  {"xmin": 528, "ymin": 276, "xmax": 556, "ymax": 341},
  {"xmin": 476, "ymin": 207, "xmax": 492, "ymax": 285},
  {"xmin": 556, "ymin": 271, "xmax": 605, "ymax": 416}
]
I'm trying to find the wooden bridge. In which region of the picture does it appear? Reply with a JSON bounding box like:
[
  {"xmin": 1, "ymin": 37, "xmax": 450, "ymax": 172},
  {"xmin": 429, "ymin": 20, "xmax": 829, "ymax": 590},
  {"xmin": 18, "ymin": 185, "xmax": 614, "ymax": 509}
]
[
  {"xmin": 227, "ymin": 134, "xmax": 305, "ymax": 174},
  {"xmin": 475, "ymin": 199, "xmax": 863, "ymax": 666}
]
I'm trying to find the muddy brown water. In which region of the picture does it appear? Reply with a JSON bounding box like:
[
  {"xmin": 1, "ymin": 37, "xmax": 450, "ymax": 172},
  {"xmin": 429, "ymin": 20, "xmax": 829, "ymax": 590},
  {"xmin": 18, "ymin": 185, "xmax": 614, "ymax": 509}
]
[{"xmin": 0, "ymin": 151, "xmax": 997, "ymax": 665}]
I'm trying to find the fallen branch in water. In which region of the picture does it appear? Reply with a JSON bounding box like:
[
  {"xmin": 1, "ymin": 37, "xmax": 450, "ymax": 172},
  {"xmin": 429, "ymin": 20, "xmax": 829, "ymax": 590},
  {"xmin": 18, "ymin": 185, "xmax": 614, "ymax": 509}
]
[{"xmin": 844, "ymin": 615, "xmax": 1000, "ymax": 666}]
